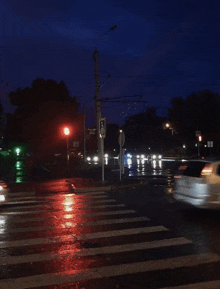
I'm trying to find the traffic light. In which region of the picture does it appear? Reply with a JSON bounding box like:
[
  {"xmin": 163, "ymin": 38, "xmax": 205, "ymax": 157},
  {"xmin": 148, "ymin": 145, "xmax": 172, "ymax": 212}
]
[
  {"xmin": 15, "ymin": 147, "xmax": 21, "ymax": 156},
  {"xmin": 64, "ymin": 127, "xmax": 70, "ymax": 136}
]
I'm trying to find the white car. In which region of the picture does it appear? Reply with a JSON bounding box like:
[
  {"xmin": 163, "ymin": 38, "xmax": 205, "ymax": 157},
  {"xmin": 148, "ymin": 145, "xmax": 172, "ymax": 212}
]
[
  {"xmin": 172, "ymin": 158, "xmax": 220, "ymax": 209},
  {"xmin": 0, "ymin": 181, "xmax": 9, "ymax": 205}
]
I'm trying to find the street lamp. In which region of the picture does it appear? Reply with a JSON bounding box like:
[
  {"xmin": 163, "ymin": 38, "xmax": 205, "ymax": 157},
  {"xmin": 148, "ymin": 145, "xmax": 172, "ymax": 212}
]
[
  {"xmin": 64, "ymin": 127, "xmax": 70, "ymax": 165},
  {"xmin": 165, "ymin": 123, "xmax": 174, "ymax": 135}
]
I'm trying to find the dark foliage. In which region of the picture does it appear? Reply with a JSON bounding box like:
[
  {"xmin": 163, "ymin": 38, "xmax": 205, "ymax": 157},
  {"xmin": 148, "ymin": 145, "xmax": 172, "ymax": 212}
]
[
  {"xmin": 168, "ymin": 90, "xmax": 220, "ymax": 142},
  {"xmin": 6, "ymin": 78, "xmax": 81, "ymax": 155}
]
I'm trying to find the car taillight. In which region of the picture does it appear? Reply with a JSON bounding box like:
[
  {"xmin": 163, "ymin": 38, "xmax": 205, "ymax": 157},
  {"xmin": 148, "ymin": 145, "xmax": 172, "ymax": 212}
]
[
  {"xmin": 201, "ymin": 165, "xmax": 213, "ymax": 176},
  {"xmin": 174, "ymin": 175, "xmax": 182, "ymax": 179},
  {"xmin": 0, "ymin": 183, "xmax": 7, "ymax": 190},
  {"xmin": 178, "ymin": 165, "xmax": 187, "ymax": 171}
]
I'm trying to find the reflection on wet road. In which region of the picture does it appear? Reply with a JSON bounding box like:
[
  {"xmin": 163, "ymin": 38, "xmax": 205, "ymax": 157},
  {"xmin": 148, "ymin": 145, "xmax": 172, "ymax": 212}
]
[{"xmin": 0, "ymin": 179, "xmax": 220, "ymax": 288}]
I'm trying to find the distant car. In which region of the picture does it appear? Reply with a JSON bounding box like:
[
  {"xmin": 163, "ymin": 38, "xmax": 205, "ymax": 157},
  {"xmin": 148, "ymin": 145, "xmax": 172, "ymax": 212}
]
[
  {"xmin": 172, "ymin": 157, "xmax": 220, "ymax": 209},
  {"xmin": 149, "ymin": 154, "xmax": 162, "ymax": 161},
  {"xmin": 0, "ymin": 181, "xmax": 9, "ymax": 205}
]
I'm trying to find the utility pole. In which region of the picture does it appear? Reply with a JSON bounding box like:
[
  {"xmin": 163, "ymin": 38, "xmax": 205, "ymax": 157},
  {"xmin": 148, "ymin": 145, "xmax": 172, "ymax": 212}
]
[
  {"xmin": 83, "ymin": 111, "xmax": 86, "ymax": 162},
  {"xmin": 93, "ymin": 25, "xmax": 117, "ymax": 158},
  {"xmin": 93, "ymin": 48, "xmax": 101, "ymax": 157}
]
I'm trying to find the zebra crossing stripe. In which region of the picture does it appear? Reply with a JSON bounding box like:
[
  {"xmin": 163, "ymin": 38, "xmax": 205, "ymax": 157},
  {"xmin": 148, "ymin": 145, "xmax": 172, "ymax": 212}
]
[
  {"xmin": 6, "ymin": 200, "xmax": 45, "ymax": 205},
  {"xmin": 4, "ymin": 203, "xmax": 125, "ymax": 212},
  {"xmin": 9, "ymin": 194, "xmax": 108, "ymax": 200},
  {"xmin": 0, "ymin": 217, "xmax": 150, "ymax": 248},
  {"xmin": 0, "ymin": 225, "xmax": 168, "ymax": 254},
  {"xmin": 6, "ymin": 198, "xmax": 117, "ymax": 206},
  {"xmin": 0, "ymin": 253, "xmax": 219, "ymax": 289},
  {"xmin": 6, "ymin": 209, "xmax": 137, "ymax": 225},
  {"xmin": 0, "ymin": 237, "xmax": 191, "ymax": 265},
  {"xmin": 77, "ymin": 225, "xmax": 168, "ymax": 240},
  {"xmin": 7, "ymin": 194, "xmax": 110, "ymax": 203},
  {"xmin": 12, "ymin": 216, "xmax": 150, "ymax": 228},
  {"xmin": 10, "ymin": 209, "xmax": 135, "ymax": 218},
  {"xmin": 8, "ymin": 192, "xmax": 36, "ymax": 197},
  {"xmin": 69, "ymin": 191, "xmax": 108, "ymax": 195}
]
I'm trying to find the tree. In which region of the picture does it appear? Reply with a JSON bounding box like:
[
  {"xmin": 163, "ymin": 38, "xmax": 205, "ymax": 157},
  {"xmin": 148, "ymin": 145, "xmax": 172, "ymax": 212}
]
[
  {"xmin": 0, "ymin": 100, "xmax": 5, "ymax": 143},
  {"xmin": 168, "ymin": 90, "xmax": 220, "ymax": 142},
  {"xmin": 123, "ymin": 107, "xmax": 166, "ymax": 150},
  {"xmin": 105, "ymin": 123, "xmax": 120, "ymax": 151},
  {"xmin": 6, "ymin": 78, "xmax": 80, "ymax": 155}
]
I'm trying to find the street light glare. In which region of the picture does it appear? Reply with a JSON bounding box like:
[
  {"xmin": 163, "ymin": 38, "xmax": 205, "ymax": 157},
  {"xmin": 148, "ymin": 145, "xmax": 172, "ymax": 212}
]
[{"xmin": 64, "ymin": 127, "xmax": 70, "ymax": 136}]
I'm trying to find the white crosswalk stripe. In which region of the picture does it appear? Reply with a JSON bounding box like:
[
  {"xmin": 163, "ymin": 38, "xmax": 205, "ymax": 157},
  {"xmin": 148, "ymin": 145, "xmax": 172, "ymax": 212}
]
[
  {"xmin": 3, "ymin": 203, "xmax": 126, "ymax": 212},
  {"xmin": 0, "ymin": 189, "xmax": 219, "ymax": 289}
]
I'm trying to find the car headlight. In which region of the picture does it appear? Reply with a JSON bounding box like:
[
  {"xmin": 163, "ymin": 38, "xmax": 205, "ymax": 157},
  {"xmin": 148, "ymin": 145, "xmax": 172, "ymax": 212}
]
[
  {"xmin": 86, "ymin": 157, "xmax": 91, "ymax": 161},
  {"xmin": 0, "ymin": 195, "xmax": 5, "ymax": 201},
  {"xmin": 158, "ymin": 155, "xmax": 162, "ymax": 159},
  {"xmin": 152, "ymin": 155, "xmax": 156, "ymax": 159},
  {"xmin": 93, "ymin": 156, "xmax": 99, "ymax": 162}
]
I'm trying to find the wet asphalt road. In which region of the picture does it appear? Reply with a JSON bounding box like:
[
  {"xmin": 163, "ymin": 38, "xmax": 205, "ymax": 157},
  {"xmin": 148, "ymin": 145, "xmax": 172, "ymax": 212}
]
[{"xmin": 0, "ymin": 178, "xmax": 220, "ymax": 288}]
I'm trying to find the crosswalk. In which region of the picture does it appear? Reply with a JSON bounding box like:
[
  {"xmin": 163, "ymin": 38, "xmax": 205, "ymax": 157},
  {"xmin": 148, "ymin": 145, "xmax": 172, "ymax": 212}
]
[{"xmin": 0, "ymin": 186, "xmax": 220, "ymax": 288}]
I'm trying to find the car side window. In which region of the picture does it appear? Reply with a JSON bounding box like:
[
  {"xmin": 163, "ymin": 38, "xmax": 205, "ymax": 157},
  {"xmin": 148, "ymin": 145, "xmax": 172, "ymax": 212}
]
[{"xmin": 183, "ymin": 161, "xmax": 206, "ymax": 177}]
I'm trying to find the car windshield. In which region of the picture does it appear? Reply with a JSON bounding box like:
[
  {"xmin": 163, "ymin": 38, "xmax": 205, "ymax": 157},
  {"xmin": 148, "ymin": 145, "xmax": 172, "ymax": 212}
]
[{"xmin": 182, "ymin": 161, "xmax": 207, "ymax": 177}]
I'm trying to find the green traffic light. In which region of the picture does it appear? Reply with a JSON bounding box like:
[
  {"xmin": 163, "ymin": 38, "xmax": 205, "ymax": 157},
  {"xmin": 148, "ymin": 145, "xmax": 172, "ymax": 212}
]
[{"xmin": 15, "ymin": 148, "xmax": 21, "ymax": 155}]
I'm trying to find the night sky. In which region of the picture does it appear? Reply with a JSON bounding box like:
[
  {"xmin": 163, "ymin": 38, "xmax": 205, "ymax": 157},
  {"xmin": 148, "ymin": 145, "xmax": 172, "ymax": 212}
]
[{"xmin": 1, "ymin": 0, "xmax": 220, "ymax": 126}]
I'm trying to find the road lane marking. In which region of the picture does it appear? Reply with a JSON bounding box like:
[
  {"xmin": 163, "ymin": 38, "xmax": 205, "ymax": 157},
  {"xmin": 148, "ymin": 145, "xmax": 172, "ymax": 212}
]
[
  {"xmin": 0, "ymin": 253, "xmax": 219, "ymax": 289},
  {"xmin": 0, "ymin": 237, "xmax": 190, "ymax": 265},
  {"xmin": 4, "ymin": 210, "xmax": 136, "ymax": 225},
  {"xmin": 0, "ymin": 217, "xmax": 149, "ymax": 248},
  {"xmin": 2, "ymin": 204, "xmax": 126, "ymax": 214}
]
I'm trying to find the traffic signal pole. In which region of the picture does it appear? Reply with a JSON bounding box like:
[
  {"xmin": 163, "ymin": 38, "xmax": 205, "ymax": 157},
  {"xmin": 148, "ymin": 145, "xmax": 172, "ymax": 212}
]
[
  {"xmin": 93, "ymin": 26, "xmax": 117, "ymax": 159},
  {"xmin": 93, "ymin": 48, "xmax": 101, "ymax": 157}
]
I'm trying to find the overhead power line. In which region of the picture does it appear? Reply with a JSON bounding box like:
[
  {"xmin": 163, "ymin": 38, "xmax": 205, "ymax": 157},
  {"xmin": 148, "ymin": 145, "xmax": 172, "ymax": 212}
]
[{"xmin": 99, "ymin": 94, "xmax": 147, "ymax": 103}]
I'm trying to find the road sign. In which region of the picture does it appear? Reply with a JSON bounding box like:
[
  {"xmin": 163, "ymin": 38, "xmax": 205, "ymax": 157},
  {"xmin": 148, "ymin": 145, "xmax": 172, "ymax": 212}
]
[
  {"xmin": 118, "ymin": 130, "xmax": 125, "ymax": 180},
  {"xmin": 118, "ymin": 131, "xmax": 125, "ymax": 147},
  {"xmin": 99, "ymin": 118, "xmax": 106, "ymax": 138},
  {"xmin": 207, "ymin": 141, "xmax": 213, "ymax": 147}
]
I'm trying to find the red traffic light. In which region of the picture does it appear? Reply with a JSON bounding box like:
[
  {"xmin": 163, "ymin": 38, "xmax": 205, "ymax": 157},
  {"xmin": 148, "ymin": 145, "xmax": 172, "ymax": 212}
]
[{"xmin": 64, "ymin": 127, "xmax": 70, "ymax": 136}]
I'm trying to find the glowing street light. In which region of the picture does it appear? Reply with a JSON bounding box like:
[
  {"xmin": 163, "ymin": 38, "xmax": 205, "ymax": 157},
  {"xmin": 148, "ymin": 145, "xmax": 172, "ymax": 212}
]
[
  {"xmin": 63, "ymin": 127, "xmax": 70, "ymax": 165},
  {"xmin": 165, "ymin": 123, "xmax": 174, "ymax": 135},
  {"xmin": 64, "ymin": 127, "xmax": 70, "ymax": 136}
]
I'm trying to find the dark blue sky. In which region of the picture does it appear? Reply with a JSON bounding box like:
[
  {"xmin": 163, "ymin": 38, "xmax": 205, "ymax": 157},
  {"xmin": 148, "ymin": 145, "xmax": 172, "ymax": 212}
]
[{"xmin": 1, "ymin": 0, "xmax": 220, "ymax": 125}]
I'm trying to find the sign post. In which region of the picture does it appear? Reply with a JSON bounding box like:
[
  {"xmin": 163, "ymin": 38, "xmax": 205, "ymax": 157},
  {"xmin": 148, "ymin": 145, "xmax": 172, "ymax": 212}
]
[
  {"xmin": 118, "ymin": 130, "xmax": 125, "ymax": 180},
  {"xmin": 207, "ymin": 141, "xmax": 213, "ymax": 156},
  {"xmin": 99, "ymin": 118, "xmax": 106, "ymax": 183},
  {"xmin": 196, "ymin": 131, "xmax": 202, "ymax": 157}
]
